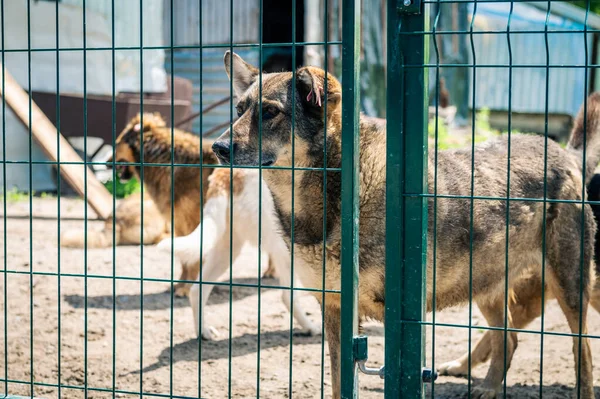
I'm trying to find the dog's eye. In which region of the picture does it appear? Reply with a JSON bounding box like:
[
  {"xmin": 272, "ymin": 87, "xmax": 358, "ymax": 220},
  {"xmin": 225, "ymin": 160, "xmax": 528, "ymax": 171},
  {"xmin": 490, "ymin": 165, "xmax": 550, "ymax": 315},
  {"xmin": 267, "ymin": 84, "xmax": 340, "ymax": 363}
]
[{"xmin": 262, "ymin": 106, "xmax": 279, "ymax": 121}]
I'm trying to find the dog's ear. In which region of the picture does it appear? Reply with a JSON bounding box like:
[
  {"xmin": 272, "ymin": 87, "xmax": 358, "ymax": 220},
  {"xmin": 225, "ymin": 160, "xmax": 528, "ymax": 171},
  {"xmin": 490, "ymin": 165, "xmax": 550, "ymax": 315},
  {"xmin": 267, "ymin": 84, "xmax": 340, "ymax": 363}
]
[
  {"xmin": 296, "ymin": 66, "xmax": 341, "ymax": 118},
  {"xmin": 224, "ymin": 51, "xmax": 259, "ymax": 97}
]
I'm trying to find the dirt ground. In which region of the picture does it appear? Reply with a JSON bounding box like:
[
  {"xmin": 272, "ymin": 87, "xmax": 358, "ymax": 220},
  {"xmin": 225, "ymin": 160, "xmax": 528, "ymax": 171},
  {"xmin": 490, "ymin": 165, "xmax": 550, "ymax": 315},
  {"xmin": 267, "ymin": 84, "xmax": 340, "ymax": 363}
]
[{"xmin": 2, "ymin": 197, "xmax": 600, "ymax": 398}]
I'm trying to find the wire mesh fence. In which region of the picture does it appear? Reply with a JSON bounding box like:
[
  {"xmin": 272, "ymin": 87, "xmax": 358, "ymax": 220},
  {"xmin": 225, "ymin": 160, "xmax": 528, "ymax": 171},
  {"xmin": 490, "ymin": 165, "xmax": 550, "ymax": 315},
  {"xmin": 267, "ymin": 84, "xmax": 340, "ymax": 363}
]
[{"xmin": 1, "ymin": 0, "xmax": 600, "ymax": 398}]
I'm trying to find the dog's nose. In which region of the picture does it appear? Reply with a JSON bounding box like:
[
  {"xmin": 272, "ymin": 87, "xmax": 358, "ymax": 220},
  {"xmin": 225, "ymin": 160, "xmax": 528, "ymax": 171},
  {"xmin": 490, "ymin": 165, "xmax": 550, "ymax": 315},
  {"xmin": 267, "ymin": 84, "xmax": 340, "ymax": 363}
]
[{"xmin": 212, "ymin": 141, "xmax": 233, "ymax": 161}]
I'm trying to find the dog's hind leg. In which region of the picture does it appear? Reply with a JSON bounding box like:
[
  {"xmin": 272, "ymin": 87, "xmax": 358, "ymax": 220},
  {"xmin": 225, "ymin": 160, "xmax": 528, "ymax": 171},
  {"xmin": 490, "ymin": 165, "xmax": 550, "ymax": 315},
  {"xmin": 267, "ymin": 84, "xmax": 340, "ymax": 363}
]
[
  {"xmin": 439, "ymin": 270, "xmax": 545, "ymax": 378},
  {"xmin": 190, "ymin": 237, "xmax": 241, "ymax": 341},
  {"xmin": 545, "ymin": 204, "xmax": 595, "ymax": 398},
  {"xmin": 470, "ymin": 296, "xmax": 518, "ymax": 399},
  {"xmin": 589, "ymin": 273, "xmax": 600, "ymax": 314}
]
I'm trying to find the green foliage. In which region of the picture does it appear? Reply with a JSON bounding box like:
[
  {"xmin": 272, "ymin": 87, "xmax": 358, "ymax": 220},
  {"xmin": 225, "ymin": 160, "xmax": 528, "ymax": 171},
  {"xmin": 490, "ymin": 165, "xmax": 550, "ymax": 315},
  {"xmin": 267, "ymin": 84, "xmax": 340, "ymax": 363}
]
[
  {"xmin": 1, "ymin": 188, "xmax": 30, "ymax": 202},
  {"xmin": 573, "ymin": 1, "xmax": 600, "ymax": 15},
  {"xmin": 475, "ymin": 107, "xmax": 491, "ymax": 133},
  {"xmin": 0, "ymin": 188, "xmax": 55, "ymax": 202},
  {"xmin": 428, "ymin": 108, "xmax": 500, "ymax": 150},
  {"xmin": 103, "ymin": 176, "xmax": 141, "ymax": 199}
]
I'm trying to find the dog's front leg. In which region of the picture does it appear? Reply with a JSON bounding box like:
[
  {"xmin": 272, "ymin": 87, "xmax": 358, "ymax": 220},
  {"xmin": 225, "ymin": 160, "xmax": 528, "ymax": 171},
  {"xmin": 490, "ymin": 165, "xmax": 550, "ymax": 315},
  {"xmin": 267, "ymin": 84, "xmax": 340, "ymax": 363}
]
[
  {"xmin": 175, "ymin": 263, "xmax": 193, "ymax": 297},
  {"xmin": 471, "ymin": 297, "xmax": 518, "ymax": 399},
  {"xmin": 271, "ymin": 247, "xmax": 321, "ymax": 336},
  {"xmin": 323, "ymin": 303, "xmax": 342, "ymax": 399}
]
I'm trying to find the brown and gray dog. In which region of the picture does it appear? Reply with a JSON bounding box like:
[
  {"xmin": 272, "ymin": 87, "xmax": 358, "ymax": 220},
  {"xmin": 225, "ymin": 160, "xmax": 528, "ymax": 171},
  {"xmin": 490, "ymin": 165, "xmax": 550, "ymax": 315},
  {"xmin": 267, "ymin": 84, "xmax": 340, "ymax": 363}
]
[
  {"xmin": 439, "ymin": 93, "xmax": 600, "ymax": 390},
  {"xmin": 213, "ymin": 51, "xmax": 597, "ymax": 398}
]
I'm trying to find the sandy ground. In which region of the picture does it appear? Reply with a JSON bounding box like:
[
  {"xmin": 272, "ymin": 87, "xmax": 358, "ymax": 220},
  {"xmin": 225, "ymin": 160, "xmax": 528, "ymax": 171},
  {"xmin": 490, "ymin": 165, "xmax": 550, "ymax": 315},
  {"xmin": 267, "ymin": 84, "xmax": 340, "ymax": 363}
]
[{"xmin": 2, "ymin": 197, "xmax": 600, "ymax": 398}]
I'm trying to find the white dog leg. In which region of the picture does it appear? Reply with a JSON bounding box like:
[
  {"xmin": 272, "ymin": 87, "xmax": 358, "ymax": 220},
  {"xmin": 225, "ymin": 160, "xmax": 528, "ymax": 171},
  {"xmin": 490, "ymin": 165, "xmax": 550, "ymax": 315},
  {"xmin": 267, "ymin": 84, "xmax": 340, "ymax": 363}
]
[{"xmin": 275, "ymin": 253, "xmax": 321, "ymax": 336}]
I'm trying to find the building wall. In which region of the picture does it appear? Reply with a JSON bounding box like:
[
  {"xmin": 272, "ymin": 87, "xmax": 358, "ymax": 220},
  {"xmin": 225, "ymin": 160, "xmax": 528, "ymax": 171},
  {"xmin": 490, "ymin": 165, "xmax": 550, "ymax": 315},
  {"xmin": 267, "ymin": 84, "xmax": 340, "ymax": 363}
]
[
  {"xmin": 469, "ymin": 2, "xmax": 595, "ymax": 118},
  {"xmin": 1, "ymin": 0, "xmax": 166, "ymax": 192}
]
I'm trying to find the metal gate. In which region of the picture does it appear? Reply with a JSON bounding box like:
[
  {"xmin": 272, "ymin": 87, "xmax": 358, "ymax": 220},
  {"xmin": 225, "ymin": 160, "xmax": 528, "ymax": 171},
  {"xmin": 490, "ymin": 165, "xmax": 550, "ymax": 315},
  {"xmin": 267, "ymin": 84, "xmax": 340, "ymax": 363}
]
[{"xmin": 2, "ymin": 0, "xmax": 599, "ymax": 398}]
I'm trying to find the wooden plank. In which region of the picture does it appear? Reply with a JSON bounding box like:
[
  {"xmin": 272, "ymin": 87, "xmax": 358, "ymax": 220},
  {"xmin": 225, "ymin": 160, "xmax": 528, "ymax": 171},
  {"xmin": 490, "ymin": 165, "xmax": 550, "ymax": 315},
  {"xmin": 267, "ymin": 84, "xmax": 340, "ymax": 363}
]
[{"xmin": 0, "ymin": 62, "xmax": 113, "ymax": 220}]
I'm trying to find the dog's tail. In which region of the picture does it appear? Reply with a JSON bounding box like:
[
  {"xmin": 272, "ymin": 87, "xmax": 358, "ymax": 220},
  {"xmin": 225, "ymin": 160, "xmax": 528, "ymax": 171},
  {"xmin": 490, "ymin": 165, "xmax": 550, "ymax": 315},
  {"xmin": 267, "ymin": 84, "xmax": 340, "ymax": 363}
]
[
  {"xmin": 156, "ymin": 194, "xmax": 228, "ymax": 265},
  {"xmin": 567, "ymin": 92, "xmax": 600, "ymax": 184},
  {"xmin": 61, "ymin": 226, "xmax": 118, "ymax": 248}
]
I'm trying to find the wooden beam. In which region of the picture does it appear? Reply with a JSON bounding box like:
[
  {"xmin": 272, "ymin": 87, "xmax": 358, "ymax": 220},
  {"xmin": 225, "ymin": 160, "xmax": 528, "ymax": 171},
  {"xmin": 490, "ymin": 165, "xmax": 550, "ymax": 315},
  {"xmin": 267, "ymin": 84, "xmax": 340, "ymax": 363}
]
[{"xmin": 0, "ymin": 62, "xmax": 113, "ymax": 220}]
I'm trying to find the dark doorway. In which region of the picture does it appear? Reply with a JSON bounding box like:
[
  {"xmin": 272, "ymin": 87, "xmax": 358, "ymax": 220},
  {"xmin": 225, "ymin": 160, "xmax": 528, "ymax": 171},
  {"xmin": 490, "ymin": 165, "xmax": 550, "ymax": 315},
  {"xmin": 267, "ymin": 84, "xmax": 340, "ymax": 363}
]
[{"xmin": 262, "ymin": 0, "xmax": 305, "ymax": 72}]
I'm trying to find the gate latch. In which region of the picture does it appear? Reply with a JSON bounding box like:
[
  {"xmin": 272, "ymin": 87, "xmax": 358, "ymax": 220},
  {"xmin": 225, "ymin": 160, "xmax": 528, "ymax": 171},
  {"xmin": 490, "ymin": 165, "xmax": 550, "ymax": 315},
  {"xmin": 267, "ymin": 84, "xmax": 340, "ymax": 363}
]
[
  {"xmin": 353, "ymin": 335, "xmax": 439, "ymax": 383},
  {"xmin": 353, "ymin": 335, "xmax": 384, "ymax": 379}
]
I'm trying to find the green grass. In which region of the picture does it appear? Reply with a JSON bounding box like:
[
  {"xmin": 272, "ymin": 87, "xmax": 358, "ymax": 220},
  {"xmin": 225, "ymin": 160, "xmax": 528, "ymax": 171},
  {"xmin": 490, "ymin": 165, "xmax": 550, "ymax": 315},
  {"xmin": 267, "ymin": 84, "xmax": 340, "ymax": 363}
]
[
  {"xmin": 1, "ymin": 188, "xmax": 30, "ymax": 202},
  {"xmin": 0, "ymin": 188, "xmax": 55, "ymax": 202},
  {"xmin": 429, "ymin": 108, "xmax": 501, "ymax": 150},
  {"xmin": 103, "ymin": 176, "xmax": 141, "ymax": 199}
]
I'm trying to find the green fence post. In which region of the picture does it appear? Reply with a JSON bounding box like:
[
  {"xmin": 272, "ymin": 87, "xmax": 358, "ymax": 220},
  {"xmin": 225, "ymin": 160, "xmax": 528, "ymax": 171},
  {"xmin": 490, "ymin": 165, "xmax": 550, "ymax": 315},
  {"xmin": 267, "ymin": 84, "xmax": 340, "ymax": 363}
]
[
  {"xmin": 385, "ymin": 0, "xmax": 429, "ymax": 398},
  {"xmin": 340, "ymin": 0, "xmax": 361, "ymax": 397}
]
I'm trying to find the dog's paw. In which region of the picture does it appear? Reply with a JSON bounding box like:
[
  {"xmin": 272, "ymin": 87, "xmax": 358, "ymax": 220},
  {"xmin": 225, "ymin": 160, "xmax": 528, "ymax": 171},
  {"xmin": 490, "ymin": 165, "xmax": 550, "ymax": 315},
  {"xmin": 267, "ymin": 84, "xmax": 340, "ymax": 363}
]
[
  {"xmin": 294, "ymin": 323, "xmax": 322, "ymax": 337},
  {"xmin": 307, "ymin": 323, "xmax": 323, "ymax": 337},
  {"xmin": 174, "ymin": 283, "xmax": 190, "ymax": 298},
  {"xmin": 471, "ymin": 385, "xmax": 499, "ymax": 399},
  {"xmin": 437, "ymin": 360, "xmax": 468, "ymax": 377},
  {"xmin": 200, "ymin": 326, "xmax": 219, "ymax": 341}
]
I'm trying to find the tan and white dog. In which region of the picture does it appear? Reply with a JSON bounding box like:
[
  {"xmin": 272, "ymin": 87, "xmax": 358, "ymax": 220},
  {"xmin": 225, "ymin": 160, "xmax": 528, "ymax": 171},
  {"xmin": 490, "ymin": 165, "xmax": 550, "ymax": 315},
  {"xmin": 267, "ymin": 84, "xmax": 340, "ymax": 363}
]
[{"xmin": 157, "ymin": 167, "xmax": 321, "ymax": 340}]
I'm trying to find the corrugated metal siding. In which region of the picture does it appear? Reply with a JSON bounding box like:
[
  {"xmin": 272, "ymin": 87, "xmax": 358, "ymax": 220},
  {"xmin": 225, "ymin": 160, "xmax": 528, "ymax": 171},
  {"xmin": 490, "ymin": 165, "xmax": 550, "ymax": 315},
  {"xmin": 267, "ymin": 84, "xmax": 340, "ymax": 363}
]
[
  {"xmin": 62, "ymin": 0, "xmax": 164, "ymax": 47},
  {"xmin": 165, "ymin": 49, "xmax": 259, "ymax": 135},
  {"xmin": 164, "ymin": 0, "xmax": 259, "ymax": 45},
  {"xmin": 60, "ymin": 0, "xmax": 166, "ymax": 93},
  {"xmin": 470, "ymin": 2, "xmax": 594, "ymax": 117}
]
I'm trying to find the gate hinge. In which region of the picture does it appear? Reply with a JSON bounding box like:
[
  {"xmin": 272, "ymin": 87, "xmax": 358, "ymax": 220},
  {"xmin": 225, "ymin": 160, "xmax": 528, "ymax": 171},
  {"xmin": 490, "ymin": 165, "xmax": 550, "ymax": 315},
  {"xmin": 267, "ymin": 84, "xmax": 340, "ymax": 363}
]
[
  {"xmin": 353, "ymin": 335, "xmax": 384, "ymax": 379},
  {"xmin": 397, "ymin": 0, "xmax": 422, "ymax": 15}
]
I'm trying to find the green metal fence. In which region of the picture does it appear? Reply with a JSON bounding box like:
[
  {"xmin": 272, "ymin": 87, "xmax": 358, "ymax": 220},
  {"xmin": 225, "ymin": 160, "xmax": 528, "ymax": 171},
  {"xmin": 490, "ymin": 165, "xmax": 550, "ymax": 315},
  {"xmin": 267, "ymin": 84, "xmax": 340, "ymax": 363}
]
[{"xmin": 2, "ymin": 0, "xmax": 600, "ymax": 398}]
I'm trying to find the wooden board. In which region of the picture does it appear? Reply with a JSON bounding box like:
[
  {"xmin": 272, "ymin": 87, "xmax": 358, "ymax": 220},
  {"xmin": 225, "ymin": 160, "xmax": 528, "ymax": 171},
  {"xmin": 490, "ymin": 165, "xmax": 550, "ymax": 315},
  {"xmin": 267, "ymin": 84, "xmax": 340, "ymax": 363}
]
[{"xmin": 0, "ymin": 63, "xmax": 113, "ymax": 220}]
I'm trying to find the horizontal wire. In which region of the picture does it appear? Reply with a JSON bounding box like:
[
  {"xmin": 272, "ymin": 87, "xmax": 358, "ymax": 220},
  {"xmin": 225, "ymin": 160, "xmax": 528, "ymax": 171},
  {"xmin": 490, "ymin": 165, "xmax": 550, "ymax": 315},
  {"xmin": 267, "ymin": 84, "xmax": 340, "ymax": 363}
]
[
  {"xmin": 422, "ymin": 0, "xmax": 596, "ymax": 4},
  {"xmin": 402, "ymin": 63, "xmax": 600, "ymax": 68},
  {"xmin": 1, "ymin": 41, "xmax": 342, "ymax": 54},
  {"xmin": 0, "ymin": 269, "xmax": 340, "ymax": 294},
  {"xmin": 0, "ymin": 378, "xmax": 211, "ymax": 399},
  {"xmin": 399, "ymin": 29, "xmax": 600, "ymax": 35},
  {"xmin": 405, "ymin": 192, "xmax": 600, "ymax": 206},
  {"xmin": 406, "ymin": 319, "xmax": 600, "ymax": 340},
  {"xmin": 1, "ymin": 28, "xmax": 599, "ymax": 55},
  {"xmin": 0, "ymin": 160, "xmax": 341, "ymax": 172}
]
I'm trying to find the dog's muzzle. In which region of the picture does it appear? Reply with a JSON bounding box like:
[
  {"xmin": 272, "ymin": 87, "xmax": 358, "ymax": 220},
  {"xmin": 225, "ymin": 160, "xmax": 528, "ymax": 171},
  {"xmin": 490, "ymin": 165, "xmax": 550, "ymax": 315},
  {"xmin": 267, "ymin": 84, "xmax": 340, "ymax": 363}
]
[{"xmin": 212, "ymin": 141, "xmax": 234, "ymax": 164}]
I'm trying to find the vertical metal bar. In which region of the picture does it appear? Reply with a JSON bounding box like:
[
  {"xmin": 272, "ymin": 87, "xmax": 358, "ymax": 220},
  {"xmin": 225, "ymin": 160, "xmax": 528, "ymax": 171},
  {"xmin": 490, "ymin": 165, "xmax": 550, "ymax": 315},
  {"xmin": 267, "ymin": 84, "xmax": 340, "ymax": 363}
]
[
  {"xmin": 503, "ymin": 4, "xmax": 515, "ymax": 398},
  {"xmin": 466, "ymin": 3, "xmax": 478, "ymax": 394},
  {"xmin": 577, "ymin": 3, "xmax": 591, "ymax": 399},
  {"xmin": 138, "ymin": 0, "xmax": 145, "ymax": 396},
  {"xmin": 340, "ymin": 0, "xmax": 361, "ymax": 397},
  {"xmin": 289, "ymin": 0, "xmax": 297, "ymax": 395},
  {"xmin": 320, "ymin": 1, "xmax": 329, "ymax": 397},
  {"xmin": 54, "ymin": 0, "xmax": 62, "ymax": 397},
  {"xmin": 256, "ymin": 0, "xmax": 264, "ymax": 396},
  {"xmin": 26, "ymin": 0, "xmax": 34, "ymax": 396},
  {"xmin": 1, "ymin": 0, "xmax": 6, "ymax": 395},
  {"xmin": 429, "ymin": 3, "xmax": 442, "ymax": 397},
  {"xmin": 82, "ymin": 1, "xmax": 89, "ymax": 396},
  {"xmin": 385, "ymin": 1, "xmax": 429, "ymax": 398},
  {"xmin": 110, "ymin": 0, "xmax": 117, "ymax": 397},
  {"xmin": 539, "ymin": 2, "xmax": 552, "ymax": 396},
  {"xmin": 227, "ymin": 0, "xmax": 234, "ymax": 397},
  {"xmin": 198, "ymin": 0, "xmax": 204, "ymax": 396},
  {"xmin": 169, "ymin": 0, "xmax": 175, "ymax": 396},
  {"xmin": 111, "ymin": 0, "xmax": 117, "ymax": 397}
]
